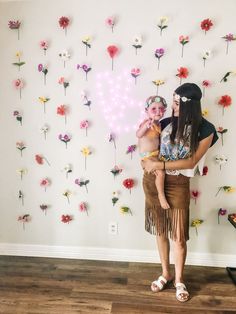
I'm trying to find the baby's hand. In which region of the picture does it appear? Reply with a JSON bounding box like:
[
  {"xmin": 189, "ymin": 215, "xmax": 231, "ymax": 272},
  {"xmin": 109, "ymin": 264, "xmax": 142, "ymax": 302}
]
[{"xmin": 145, "ymin": 118, "xmax": 154, "ymax": 129}]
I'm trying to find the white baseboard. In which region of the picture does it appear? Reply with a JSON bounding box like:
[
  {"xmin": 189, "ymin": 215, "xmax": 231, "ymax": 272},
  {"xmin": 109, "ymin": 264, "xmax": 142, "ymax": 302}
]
[{"xmin": 0, "ymin": 243, "xmax": 235, "ymax": 268}]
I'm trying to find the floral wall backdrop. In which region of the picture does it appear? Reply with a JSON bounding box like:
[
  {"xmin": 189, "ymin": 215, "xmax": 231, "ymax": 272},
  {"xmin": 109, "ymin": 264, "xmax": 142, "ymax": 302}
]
[{"xmin": 0, "ymin": 0, "xmax": 235, "ymax": 262}]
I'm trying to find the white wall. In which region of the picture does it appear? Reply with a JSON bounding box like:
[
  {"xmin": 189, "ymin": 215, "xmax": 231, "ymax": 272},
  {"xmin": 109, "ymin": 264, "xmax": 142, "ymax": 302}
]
[{"xmin": 0, "ymin": 0, "xmax": 235, "ymax": 266}]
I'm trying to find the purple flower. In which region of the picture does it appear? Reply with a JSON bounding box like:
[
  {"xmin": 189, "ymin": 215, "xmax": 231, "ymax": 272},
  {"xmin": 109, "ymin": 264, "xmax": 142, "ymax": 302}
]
[
  {"xmin": 13, "ymin": 110, "xmax": 19, "ymax": 116},
  {"xmin": 77, "ymin": 64, "xmax": 81, "ymax": 69},
  {"xmin": 126, "ymin": 144, "xmax": 136, "ymax": 154},
  {"xmin": 8, "ymin": 20, "xmax": 21, "ymax": 29},
  {"xmin": 38, "ymin": 64, "xmax": 43, "ymax": 72},
  {"xmin": 225, "ymin": 33, "xmax": 234, "ymax": 41},
  {"xmin": 155, "ymin": 48, "xmax": 165, "ymax": 58},
  {"xmin": 75, "ymin": 178, "xmax": 80, "ymax": 185},
  {"xmin": 82, "ymin": 64, "xmax": 88, "ymax": 71},
  {"xmin": 218, "ymin": 208, "xmax": 227, "ymax": 216}
]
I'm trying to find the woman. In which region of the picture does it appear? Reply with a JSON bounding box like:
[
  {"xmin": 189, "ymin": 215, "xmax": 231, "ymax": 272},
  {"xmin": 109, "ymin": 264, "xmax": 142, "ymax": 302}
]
[{"xmin": 142, "ymin": 83, "xmax": 218, "ymax": 302}]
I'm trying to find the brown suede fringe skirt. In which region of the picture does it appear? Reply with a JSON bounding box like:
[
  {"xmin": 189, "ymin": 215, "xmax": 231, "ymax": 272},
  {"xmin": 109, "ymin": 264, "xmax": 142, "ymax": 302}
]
[{"xmin": 143, "ymin": 172, "xmax": 190, "ymax": 242}]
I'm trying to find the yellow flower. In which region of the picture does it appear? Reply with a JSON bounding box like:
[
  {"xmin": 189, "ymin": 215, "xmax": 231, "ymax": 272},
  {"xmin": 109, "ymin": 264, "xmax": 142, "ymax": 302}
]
[
  {"xmin": 63, "ymin": 190, "xmax": 71, "ymax": 197},
  {"xmin": 202, "ymin": 109, "xmax": 209, "ymax": 117},
  {"xmin": 191, "ymin": 219, "xmax": 203, "ymax": 227},
  {"xmin": 16, "ymin": 51, "xmax": 21, "ymax": 58},
  {"xmin": 81, "ymin": 147, "xmax": 91, "ymax": 156},
  {"xmin": 82, "ymin": 36, "xmax": 91, "ymax": 43},
  {"xmin": 39, "ymin": 96, "xmax": 50, "ymax": 103},
  {"xmin": 120, "ymin": 206, "xmax": 132, "ymax": 215},
  {"xmin": 224, "ymin": 186, "xmax": 235, "ymax": 193},
  {"xmin": 16, "ymin": 168, "xmax": 27, "ymax": 175},
  {"xmin": 159, "ymin": 16, "xmax": 168, "ymax": 25},
  {"xmin": 152, "ymin": 79, "xmax": 165, "ymax": 86}
]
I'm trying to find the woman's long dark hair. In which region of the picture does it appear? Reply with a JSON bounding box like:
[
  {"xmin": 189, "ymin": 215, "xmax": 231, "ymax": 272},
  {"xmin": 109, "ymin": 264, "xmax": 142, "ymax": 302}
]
[{"xmin": 170, "ymin": 83, "xmax": 202, "ymax": 154}]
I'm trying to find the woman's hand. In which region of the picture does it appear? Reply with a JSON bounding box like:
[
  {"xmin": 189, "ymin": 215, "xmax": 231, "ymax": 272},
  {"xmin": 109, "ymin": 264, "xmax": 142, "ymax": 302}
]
[{"xmin": 142, "ymin": 158, "xmax": 161, "ymax": 173}]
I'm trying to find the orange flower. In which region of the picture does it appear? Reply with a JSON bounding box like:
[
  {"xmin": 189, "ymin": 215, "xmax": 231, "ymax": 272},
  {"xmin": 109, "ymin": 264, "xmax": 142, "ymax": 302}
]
[{"xmin": 57, "ymin": 105, "xmax": 67, "ymax": 115}]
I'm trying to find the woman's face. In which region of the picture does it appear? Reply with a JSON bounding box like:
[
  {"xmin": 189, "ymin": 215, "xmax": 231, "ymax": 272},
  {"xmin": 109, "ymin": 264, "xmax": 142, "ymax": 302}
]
[{"xmin": 172, "ymin": 93, "xmax": 180, "ymax": 117}]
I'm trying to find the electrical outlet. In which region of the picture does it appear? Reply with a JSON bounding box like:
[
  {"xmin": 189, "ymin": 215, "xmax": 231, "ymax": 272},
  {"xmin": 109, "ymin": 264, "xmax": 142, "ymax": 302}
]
[{"xmin": 108, "ymin": 222, "xmax": 118, "ymax": 235}]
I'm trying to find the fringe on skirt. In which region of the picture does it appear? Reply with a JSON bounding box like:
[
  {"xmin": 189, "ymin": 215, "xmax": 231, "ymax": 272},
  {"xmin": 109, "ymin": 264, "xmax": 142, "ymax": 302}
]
[{"xmin": 143, "ymin": 172, "xmax": 190, "ymax": 242}]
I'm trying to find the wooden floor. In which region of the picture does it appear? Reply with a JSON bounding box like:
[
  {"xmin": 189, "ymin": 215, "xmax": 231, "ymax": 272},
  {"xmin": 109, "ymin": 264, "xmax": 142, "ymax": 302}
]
[{"xmin": 0, "ymin": 256, "xmax": 235, "ymax": 313}]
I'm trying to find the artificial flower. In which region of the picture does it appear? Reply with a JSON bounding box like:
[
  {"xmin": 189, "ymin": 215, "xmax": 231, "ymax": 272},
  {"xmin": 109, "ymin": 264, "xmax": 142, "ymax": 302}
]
[
  {"xmin": 218, "ymin": 95, "xmax": 232, "ymax": 115},
  {"xmin": 131, "ymin": 68, "xmax": 141, "ymax": 85},
  {"xmin": 126, "ymin": 145, "xmax": 137, "ymax": 159},
  {"xmin": 35, "ymin": 154, "xmax": 50, "ymax": 166},
  {"xmin": 200, "ymin": 18, "xmax": 213, "ymax": 34},
  {"xmin": 202, "ymin": 80, "xmax": 211, "ymax": 97},
  {"xmin": 58, "ymin": 77, "xmax": 69, "ymax": 96},
  {"xmin": 179, "ymin": 35, "xmax": 189, "ymax": 58},
  {"xmin": 38, "ymin": 64, "xmax": 48, "ymax": 85},
  {"xmin": 120, "ymin": 206, "xmax": 132, "ymax": 215},
  {"xmin": 222, "ymin": 33, "xmax": 236, "ymax": 54},
  {"xmin": 40, "ymin": 204, "xmax": 49, "ymax": 215},
  {"xmin": 157, "ymin": 16, "xmax": 168, "ymax": 36},
  {"xmin": 110, "ymin": 165, "xmax": 122, "ymax": 178},
  {"xmin": 106, "ymin": 16, "xmax": 115, "ymax": 32},
  {"xmin": 59, "ymin": 133, "xmax": 71, "ymax": 149},
  {"xmin": 191, "ymin": 190, "xmax": 200, "ymax": 204},
  {"xmin": 220, "ymin": 71, "xmax": 236, "ymax": 83},
  {"xmin": 18, "ymin": 190, "xmax": 24, "ymax": 206},
  {"xmin": 80, "ymin": 120, "xmax": 89, "ymax": 136},
  {"xmin": 16, "ymin": 141, "xmax": 26, "ymax": 157},
  {"xmin": 63, "ymin": 190, "xmax": 71, "ymax": 204},
  {"xmin": 12, "ymin": 51, "xmax": 25, "ymax": 71},
  {"xmin": 81, "ymin": 147, "xmax": 91, "ymax": 170},
  {"xmin": 39, "ymin": 40, "xmax": 49, "ymax": 55},
  {"xmin": 16, "ymin": 168, "xmax": 27, "ymax": 180},
  {"xmin": 75, "ymin": 178, "xmax": 90, "ymax": 193},
  {"xmin": 79, "ymin": 202, "xmax": 88, "ymax": 215},
  {"xmin": 176, "ymin": 67, "xmax": 189, "ymax": 85},
  {"xmin": 61, "ymin": 214, "xmax": 73, "ymax": 223},
  {"xmin": 77, "ymin": 64, "xmax": 92, "ymax": 81},
  {"xmin": 13, "ymin": 78, "xmax": 24, "ymax": 99},
  {"xmin": 107, "ymin": 45, "xmax": 119, "ymax": 71},
  {"xmin": 8, "ymin": 20, "xmax": 21, "ymax": 40},
  {"xmin": 59, "ymin": 50, "xmax": 70, "ymax": 68},
  {"xmin": 82, "ymin": 36, "xmax": 92, "ymax": 56},
  {"xmin": 217, "ymin": 127, "xmax": 228, "ymax": 146},
  {"xmin": 152, "ymin": 79, "xmax": 165, "ymax": 95},
  {"xmin": 202, "ymin": 109, "xmax": 209, "ymax": 117},
  {"xmin": 155, "ymin": 48, "xmax": 165, "ymax": 70},
  {"xmin": 40, "ymin": 178, "xmax": 50, "ymax": 192},
  {"xmin": 18, "ymin": 214, "xmax": 31, "ymax": 230},
  {"xmin": 40, "ymin": 124, "xmax": 49, "ymax": 140},
  {"xmin": 57, "ymin": 105, "xmax": 68, "ymax": 124},
  {"xmin": 63, "ymin": 164, "xmax": 72, "ymax": 179},
  {"xmin": 123, "ymin": 178, "xmax": 134, "ymax": 194},
  {"xmin": 202, "ymin": 50, "xmax": 211, "ymax": 67},
  {"xmin": 215, "ymin": 186, "xmax": 235, "ymax": 197},
  {"xmin": 132, "ymin": 36, "xmax": 142, "ymax": 55},
  {"xmin": 108, "ymin": 133, "xmax": 116, "ymax": 149},
  {"xmin": 81, "ymin": 90, "xmax": 91, "ymax": 110},
  {"xmin": 218, "ymin": 208, "xmax": 227, "ymax": 224},
  {"xmin": 215, "ymin": 155, "xmax": 228, "ymax": 170},
  {"xmin": 112, "ymin": 191, "xmax": 119, "ymax": 206},
  {"xmin": 58, "ymin": 16, "xmax": 70, "ymax": 35},
  {"xmin": 191, "ymin": 219, "xmax": 203, "ymax": 236},
  {"xmin": 38, "ymin": 96, "xmax": 50, "ymax": 114},
  {"xmin": 202, "ymin": 166, "xmax": 208, "ymax": 176},
  {"xmin": 13, "ymin": 110, "xmax": 23, "ymax": 125}
]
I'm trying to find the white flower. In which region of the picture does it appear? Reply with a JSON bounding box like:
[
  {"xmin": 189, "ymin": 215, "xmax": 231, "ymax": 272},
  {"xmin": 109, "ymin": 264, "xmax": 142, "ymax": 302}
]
[
  {"xmin": 215, "ymin": 154, "xmax": 228, "ymax": 166},
  {"xmin": 81, "ymin": 90, "xmax": 87, "ymax": 99},
  {"xmin": 40, "ymin": 124, "xmax": 49, "ymax": 133},
  {"xmin": 133, "ymin": 36, "xmax": 142, "ymax": 46},
  {"xmin": 112, "ymin": 191, "xmax": 119, "ymax": 198},
  {"xmin": 159, "ymin": 16, "xmax": 168, "ymax": 25},
  {"xmin": 202, "ymin": 50, "xmax": 211, "ymax": 60},
  {"xmin": 63, "ymin": 164, "xmax": 72, "ymax": 173},
  {"xmin": 59, "ymin": 50, "xmax": 71, "ymax": 61}
]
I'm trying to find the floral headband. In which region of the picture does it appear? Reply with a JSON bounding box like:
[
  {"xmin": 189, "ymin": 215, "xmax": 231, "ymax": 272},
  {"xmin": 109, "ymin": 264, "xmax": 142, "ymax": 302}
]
[
  {"xmin": 174, "ymin": 94, "xmax": 191, "ymax": 103},
  {"xmin": 145, "ymin": 96, "xmax": 167, "ymax": 109}
]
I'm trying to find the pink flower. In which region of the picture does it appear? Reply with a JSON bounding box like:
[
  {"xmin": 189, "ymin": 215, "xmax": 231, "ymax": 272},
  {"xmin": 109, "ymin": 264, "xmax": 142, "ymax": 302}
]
[
  {"xmin": 13, "ymin": 79, "xmax": 23, "ymax": 89},
  {"xmin": 58, "ymin": 77, "xmax": 65, "ymax": 84},
  {"xmin": 40, "ymin": 40, "xmax": 49, "ymax": 55},
  {"xmin": 40, "ymin": 178, "xmax": 50, "ymax": 191},
  {"xmin": 202, "ymin": 80, "xmax": 211, "ymax": 97},
  {"xmin": 131, "ymin": 68, "xmax": 141, "ymax": 85},
  {"xmin": 106, "ymin": 16, "xmax": 115, "ymax": 32},
  {"xmin": 80, "ymin": 120, "xmax": 89, "ymax": 136},
  {"xmin": 79, "ymin": 202, "xmax": 88, "ymax": 215}
]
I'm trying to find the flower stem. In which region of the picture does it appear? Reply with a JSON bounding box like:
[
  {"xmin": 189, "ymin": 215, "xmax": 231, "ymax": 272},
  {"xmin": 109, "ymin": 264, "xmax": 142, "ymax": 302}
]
[
  {"xmin": 18, "ymin": 28, "xmax": 20, "ymax": 40},
  {"xmin": 181, "ymin": 45, "xmax": 184, "ymax": 58},
  {"xmin": 226, "ymin": 42, "xmax": 229, "ymax": 55},
  {"xmin": 195, "ymin": 227, "xmax": 198, "ymax": 236},
  {"xmin": 44, "ymin": 74, "xmax": 46, "ymax": 85},
  {"xmin": 156, "ymin": 85, "xmax": 159, "ymax": 96},
  {"xmin": 85, "ymin": 185, "xmax": 88, "ymax": 193},
  {"xmin": 43, "ymin": 103, "xmax": 46, "ymax": 114},
  {"xmin": 157, "ymin": 58, "xmax": 160, "ymax": 70},
  {"xmin": 218, "ymin": 215, "xmax": 220, "ymax": 224},
  {"xmin": 86, "ymin": 45, "xmax": 88, "ymax": 56},
  {"xmin": 112, "ymin": 58, "xmax": 114, "ymax": 71},
  {"xmin": 85, "ymin": 157, "xmax": 87, "ymax": 170},
  {"xmin": 215, "ymin": 187, "xmax": 222, "ymax": 197},
  {"xmin": 19, "ymin": 88, "xmax": 22, "ymax": 99},
  {"xmin": 44, "ymin": 157, "xmax": 51, "ymax": 166}
]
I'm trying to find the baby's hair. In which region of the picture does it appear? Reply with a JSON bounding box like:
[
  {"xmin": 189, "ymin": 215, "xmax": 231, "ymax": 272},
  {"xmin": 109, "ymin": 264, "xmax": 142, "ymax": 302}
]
[{"xmin": 145, "ymin": 95, "xmax": 167, "ymax": 110}]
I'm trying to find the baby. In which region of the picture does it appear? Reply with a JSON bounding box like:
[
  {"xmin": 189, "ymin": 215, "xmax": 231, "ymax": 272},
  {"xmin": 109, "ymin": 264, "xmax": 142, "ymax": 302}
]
[{"xmin": 136, "ymin": 95, "xmax": 169, "ymax": 209}]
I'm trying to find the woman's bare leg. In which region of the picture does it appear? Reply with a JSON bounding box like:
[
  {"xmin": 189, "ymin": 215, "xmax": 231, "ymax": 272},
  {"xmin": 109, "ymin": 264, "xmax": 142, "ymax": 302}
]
[{"xmin": 156, "ymin": 234, "xmax": 173, "ymax": 280}]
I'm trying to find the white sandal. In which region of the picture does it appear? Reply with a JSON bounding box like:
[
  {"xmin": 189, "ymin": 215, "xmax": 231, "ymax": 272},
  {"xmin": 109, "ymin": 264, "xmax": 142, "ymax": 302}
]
[
  {"xmin": 175, "ymin": 282, "xmax": 190, "ymax": 302},
  {"xmin": 151, "ymin": 275, "xmax": 172, "ymax": 292}
]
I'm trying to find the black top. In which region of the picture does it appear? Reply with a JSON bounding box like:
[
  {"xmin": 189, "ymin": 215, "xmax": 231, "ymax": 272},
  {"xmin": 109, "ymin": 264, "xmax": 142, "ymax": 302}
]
[{"xmin": 160, "ymin": 117, "xmax": 218, "ymax": 147}]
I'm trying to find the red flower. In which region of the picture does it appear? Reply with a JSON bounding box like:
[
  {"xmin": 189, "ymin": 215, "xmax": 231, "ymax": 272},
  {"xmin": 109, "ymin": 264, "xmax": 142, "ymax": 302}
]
[
  {"xmin": 35, "ymin": 154, "xmax": 43, "ymax": 164},
  {"xmin": 218, "ymin": 95, "xmax": 232, "ymax": 108},
  {"xmin": 176, "ymin": 67, "xmax": 189, "ymax": 84},
  {"xmin": 202, "ymin": 80, "xmax": 211, "ymax": 87},
  {"xmin": 191, "ymin": 190, "xmax": 200, "ymax": 204},
  {"xmin": 123, "ymin": 178, "xmax": 134, "ymax": 192},
  {"xmin": 61, "ymin": 214, "xmax": 72, "ymax": 223},
  {"xmin": 201, "ymin": 19, "xmax": 213, "ymax": 32},
  {"xmin": 57, "ymin": 105, "xmax": 66, "ymax": 115},
  {"xmin": 202, "ymin": 166, "xmax": 208, "ymax": 176},
  {"xmin": 107, "ymin": 45, "xmax": 119, "ymax": 58},
  {"xmin": 59, "ymin": 16, "xmax": 70, "ymax": 29}
]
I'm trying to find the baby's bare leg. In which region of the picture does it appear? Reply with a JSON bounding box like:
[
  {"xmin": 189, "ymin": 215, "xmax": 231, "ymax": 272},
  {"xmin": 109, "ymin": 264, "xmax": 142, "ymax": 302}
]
[{"xmin": 154, "ymin": 170, "xmax": 170, "ymax": 209}]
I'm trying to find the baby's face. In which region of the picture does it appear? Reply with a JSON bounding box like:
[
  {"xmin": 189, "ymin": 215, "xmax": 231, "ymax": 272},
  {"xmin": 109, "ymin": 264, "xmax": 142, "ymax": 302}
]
[{"xmin": 147, "ymin": 102, "xmax": 166, "ymax": 120}]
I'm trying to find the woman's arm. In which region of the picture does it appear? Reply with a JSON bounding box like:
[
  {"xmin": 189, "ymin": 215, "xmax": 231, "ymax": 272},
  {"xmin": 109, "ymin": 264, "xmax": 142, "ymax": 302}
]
[{"xmin": 143, "ymin": 133, "xmax": 214, "ymax": 173}]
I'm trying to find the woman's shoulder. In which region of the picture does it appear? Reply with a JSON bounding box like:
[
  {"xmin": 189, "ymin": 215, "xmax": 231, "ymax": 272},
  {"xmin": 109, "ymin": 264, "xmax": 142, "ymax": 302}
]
[
  {"xmin": 199, "ymin": 118, "xmax": 218, "ymax": 146},
  {"xmin": 160, "ymin": 117, "xmax": 172, "ymax": 130}
]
